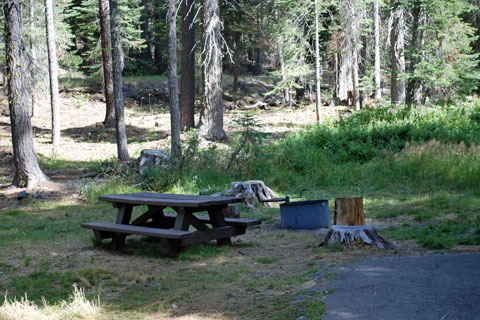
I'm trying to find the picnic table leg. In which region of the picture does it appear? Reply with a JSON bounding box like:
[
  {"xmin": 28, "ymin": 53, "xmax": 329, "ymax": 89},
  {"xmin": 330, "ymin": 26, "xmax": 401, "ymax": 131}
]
[
  {"xmin": 166, "ymin": 239, "xmax": 181, "ymax": 257},
  {"xmin": 111, "ymin": 203, "xmax": 133, "ymax": 250},
  {"xmin": 173, "ymin": 207, "xmax": 191, "ymax": 231},
  {"xmin": 208, "ymin": 206, "xmax": 232, "ymax": 245}
]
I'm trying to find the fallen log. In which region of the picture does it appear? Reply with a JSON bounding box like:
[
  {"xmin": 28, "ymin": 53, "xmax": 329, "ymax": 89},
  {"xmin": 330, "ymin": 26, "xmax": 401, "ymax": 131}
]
[{"xmin": 319, "ymin": 225, "xmax": 393, "ymax": 249}]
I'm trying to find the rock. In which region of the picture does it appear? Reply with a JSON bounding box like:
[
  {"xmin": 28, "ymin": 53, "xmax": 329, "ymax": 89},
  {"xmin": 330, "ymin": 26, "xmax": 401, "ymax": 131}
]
[
  {"xmin": 138, "ymin": 149, "xmax": 170, "ymax": 176},
  {"xmin": 296, "ymin": 316, "xmax": 307, "ymax": 320},
  {"xmin": 222, "ymin": 204, "xmax": 240, "ymax": 218},
  {"xmin": 17, "ymin": 191, "xmax": 27, "ymax": 200}
]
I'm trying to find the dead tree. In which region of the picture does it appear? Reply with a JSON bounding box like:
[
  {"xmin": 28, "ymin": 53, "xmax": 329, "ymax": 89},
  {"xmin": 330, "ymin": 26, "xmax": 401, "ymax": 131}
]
[{"xmin": 198, "ymin": 0, "xmax": 227, "ymax": 141}]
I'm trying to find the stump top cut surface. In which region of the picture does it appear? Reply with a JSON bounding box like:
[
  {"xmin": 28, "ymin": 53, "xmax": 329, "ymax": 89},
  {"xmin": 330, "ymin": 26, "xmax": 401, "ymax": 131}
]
[{"xmin": 330, "ymin": 225, "xmax": 373, "ymax": 231}]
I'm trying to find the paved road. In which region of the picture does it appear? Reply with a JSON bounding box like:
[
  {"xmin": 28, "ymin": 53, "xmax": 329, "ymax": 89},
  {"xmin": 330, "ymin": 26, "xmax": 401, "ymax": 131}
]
[{"xmin": 323, "ymin": 253, "xmax": 480, "ymax": 320}]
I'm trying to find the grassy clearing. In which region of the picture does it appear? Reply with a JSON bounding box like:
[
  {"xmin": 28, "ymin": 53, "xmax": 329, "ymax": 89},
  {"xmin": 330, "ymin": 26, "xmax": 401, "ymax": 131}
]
[
  {"xmin": 2, "ymin": 101, "xmax": 480, "ymax": 318},
  {"xmin": 0, "ymin": 194, "xmax": 327, "ymax": 319}
]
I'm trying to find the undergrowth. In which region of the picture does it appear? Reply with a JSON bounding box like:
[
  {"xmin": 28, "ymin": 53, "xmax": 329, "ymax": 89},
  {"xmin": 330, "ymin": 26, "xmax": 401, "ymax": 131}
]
[{"xmin": 85, "ymin": 101, "xmax": 480, "ymax": 249}]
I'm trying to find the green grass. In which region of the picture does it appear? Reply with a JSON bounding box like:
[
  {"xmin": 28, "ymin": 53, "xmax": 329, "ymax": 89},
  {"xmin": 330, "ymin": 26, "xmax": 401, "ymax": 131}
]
[
  {"xmin": 256, "ymin": 256, "xmax": 279, "ymax": 264},
  {"xmin": 178, "ymin": 244, "xmax": 224, "ymax": 261}
]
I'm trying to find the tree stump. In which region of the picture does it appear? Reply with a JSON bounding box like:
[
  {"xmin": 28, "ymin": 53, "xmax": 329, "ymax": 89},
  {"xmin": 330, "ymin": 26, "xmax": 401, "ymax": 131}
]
[
  {"xmin": 335, "ymin": 197, "xmax": 365, "ymax": 225},
  {"xmin": 319, "ymin": 225, "xmax": 393, "ymax": 249},
  {"xmin": 222, "ymin": 180, "xmax": 277, "ymax": 210}
]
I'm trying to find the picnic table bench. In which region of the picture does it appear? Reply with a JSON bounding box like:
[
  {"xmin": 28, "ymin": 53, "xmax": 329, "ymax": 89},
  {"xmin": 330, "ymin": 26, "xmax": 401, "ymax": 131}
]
[{"xmin": 81, "ymin": 192, "xmax": 261, "ymax": 256}]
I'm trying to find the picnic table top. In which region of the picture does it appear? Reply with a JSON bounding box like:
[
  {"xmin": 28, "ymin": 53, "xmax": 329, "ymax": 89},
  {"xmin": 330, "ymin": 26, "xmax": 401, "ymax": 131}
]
[{"xmin": 98, "ymin": 192, "xmax": 244, "ymax": 208}]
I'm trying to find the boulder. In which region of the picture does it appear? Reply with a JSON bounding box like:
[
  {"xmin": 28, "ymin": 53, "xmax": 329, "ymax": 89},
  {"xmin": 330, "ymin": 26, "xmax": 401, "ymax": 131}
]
[
  {"xmin": 138, "ymin": 149, "xmax": 170, "ymax": 176},
  {"xmin": 222, "ymin": 204, "xmax": 240, "ymax": 218}
]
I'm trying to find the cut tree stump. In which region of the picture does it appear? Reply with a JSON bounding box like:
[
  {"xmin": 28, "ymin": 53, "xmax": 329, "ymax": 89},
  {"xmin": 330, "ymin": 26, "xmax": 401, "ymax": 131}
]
[
  {"xmin": 222, "ymin": 180, "xmax": 277, "ymax": 210},
  {"xmin": 334, "ymin": 197, "xmax": 365, "ymax": 225},
  {"xmin": 319, "ymin": 225, "xmax": 393, "ymax": 249}
]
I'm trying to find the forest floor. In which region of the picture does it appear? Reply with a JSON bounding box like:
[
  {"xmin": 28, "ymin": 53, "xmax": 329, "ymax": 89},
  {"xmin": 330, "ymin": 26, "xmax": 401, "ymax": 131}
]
[{"xmin": 0, "ymin": 77, "xmax": 478, "ymax": 319}]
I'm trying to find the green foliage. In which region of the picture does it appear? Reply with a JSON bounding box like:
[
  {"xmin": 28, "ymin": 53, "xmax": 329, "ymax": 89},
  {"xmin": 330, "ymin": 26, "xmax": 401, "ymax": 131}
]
[
  {"xmin": 405, "ymin": 0, "xmax": 480, "ymax": 102},
  {"xmin": 66, "ymin": 0, "xmax": 144, "ymax": 74},
  {"xmin": 256, "ymin": 256, "xmax": 279, "ymax": 264},
  {"xmin": 226, "ymin": 113, "xmax": 267, "ymax": 176}
]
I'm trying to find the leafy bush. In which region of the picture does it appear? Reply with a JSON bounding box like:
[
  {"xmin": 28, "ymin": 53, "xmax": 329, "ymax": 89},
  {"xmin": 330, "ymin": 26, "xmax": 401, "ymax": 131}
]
[{"xmin": 261, "ymin": 101, "xmax": 480, "ymax": 192}]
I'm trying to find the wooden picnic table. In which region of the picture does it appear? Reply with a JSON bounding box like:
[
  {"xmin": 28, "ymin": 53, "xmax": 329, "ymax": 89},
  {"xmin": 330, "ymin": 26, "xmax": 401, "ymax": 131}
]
[{"xmin": 81, "ymin": 192, "xmax": 261, "ymax": 256}]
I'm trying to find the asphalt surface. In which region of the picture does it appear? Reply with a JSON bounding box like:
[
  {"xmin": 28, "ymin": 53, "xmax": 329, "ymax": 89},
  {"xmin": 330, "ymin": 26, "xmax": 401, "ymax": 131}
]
[{"xmin": 323, "ymin": 253, "xmax": 480, "ymax": 320}]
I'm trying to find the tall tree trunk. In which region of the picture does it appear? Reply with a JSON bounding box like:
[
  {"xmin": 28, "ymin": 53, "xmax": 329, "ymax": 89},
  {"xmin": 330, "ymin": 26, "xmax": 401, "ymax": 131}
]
[
  {"xmin": 167, "ymin": 0, "xmax": 181, "ymax": 160},
  {"xmin": 406, "ymin": 1, "xmax": 426, "ymax": 106},
  {"xmin": 232, "ymin": 31, "xmax": 239, "ymax": 94},
  {"xmin": 350, "ymin": 1, "xmax": 361, "ymax": 111},
  {"xmin": 4, "ymin": 0, "xmax": 47, "ymax": 187},
  {"xmin": 390, "ymin": 0, "xmax": 406, "ymax": 105},
  {"xmin": 180, "ymin": 0, "xmax": 195, "ymax": 132},
  {"xmin": 140, "ymin": 0, "xmax": 153, "ymax": 62},
  {"xmin": 98, "ymin": 0, "xmax": 116, "ymax": 126},
  {"xmin": 45, "ymin": 0, "xmax": 61, "ymax": 151},
  {"xmin": 110, "ymin": 0, "xmax": 129, "ymax": 161},
  {"xmin": 277, "ymin": 40, "xmax": 289, "ymax": 104},
  {"xmin": 29, "ymin": 0, "xmax": 37, "ymax": 118},
  {"xmin": 351, "ymin": 43, "xmax": 361, "ymax": 111},
  {"xmin": 374, "ymin": 0, "xmax": 381, "ymax": 100},
  {"xmin": 314, "ymin": 0, "xmax": 322, "ymax": 122},
  {"xmin": 153, "ymin": 1, "xmax": 167, "ymax": 74},
  {"xmin": 198, "ymin": 0, "xmax": 227, "ymax": 141}
]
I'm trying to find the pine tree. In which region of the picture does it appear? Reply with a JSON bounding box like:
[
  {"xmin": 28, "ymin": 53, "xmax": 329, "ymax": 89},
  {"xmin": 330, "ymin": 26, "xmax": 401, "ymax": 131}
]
[{"xmin": 4, "ymin": 0, "xmax": 48, "ymax": 187}]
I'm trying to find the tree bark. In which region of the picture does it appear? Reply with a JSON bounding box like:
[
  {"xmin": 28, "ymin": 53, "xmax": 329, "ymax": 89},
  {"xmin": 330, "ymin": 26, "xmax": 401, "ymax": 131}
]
[
  {"xmin": 374, "ymin": 0, "xmax": 381, "ymax": 100},
  {"xmin": 98, "ymin": 0, "xmax": 116, "ymax": 126},
  {"xmin": 334, "ymin": 197, "xmax": 365, "ymax": 226},
  {"xmin": 198, "ymin": 0, "xmax": 227, "ymax": 141},
  {"xmin": 29, "ymin": 0, "xmax": 37, "ymax": 118},
  {"xmin": 351, "ymin": 43, "xmax": 361, "ymax": 111},
  {"xmin": 4, "ymin": 0, "xmax": 47, "ymax": 187},
  {"xmin": 350, "ymin": 1, "xmax": 361, "ymax": 111},
  {"xmin": 390, "ymin": 0, "xmax": 406, "ymax": 105},
  {"xmin": 140, "ymin": 0, "xmax": 153, "ymax": 62},
  {"xmin": 314, "ymin": 0, "xmax": 322, "ymax": 122},
  {"xmin": 110, "ymin": 0, "xmax": 129, "ymax": 161},
  {"xmin": 406, "ymin": 1, "xmax": 426, "ymax": 106},
  {"xmin": 232, "ymin": 32, "xmax": 240, "ymax": 94},
  {"xmin": 167, "ymin": 0, "xmax": 181, "ymax": 160},
  {"xmin": 180, "ymin": 0, "xmax": 195, "ymax": 132},
  {"xmin": 45, "ymin": 0, "xmax": 61, "ymax": 151},
  {"xmin": 277, "ymin": 40, "xmax": 289, "ymax": 104}
]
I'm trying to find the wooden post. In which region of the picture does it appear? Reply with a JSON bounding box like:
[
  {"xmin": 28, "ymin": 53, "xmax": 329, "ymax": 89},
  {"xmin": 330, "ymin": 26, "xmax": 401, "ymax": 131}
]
[{"xmin": 335, "ymin": 197, "xmax": 365, "ymax": 225}]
